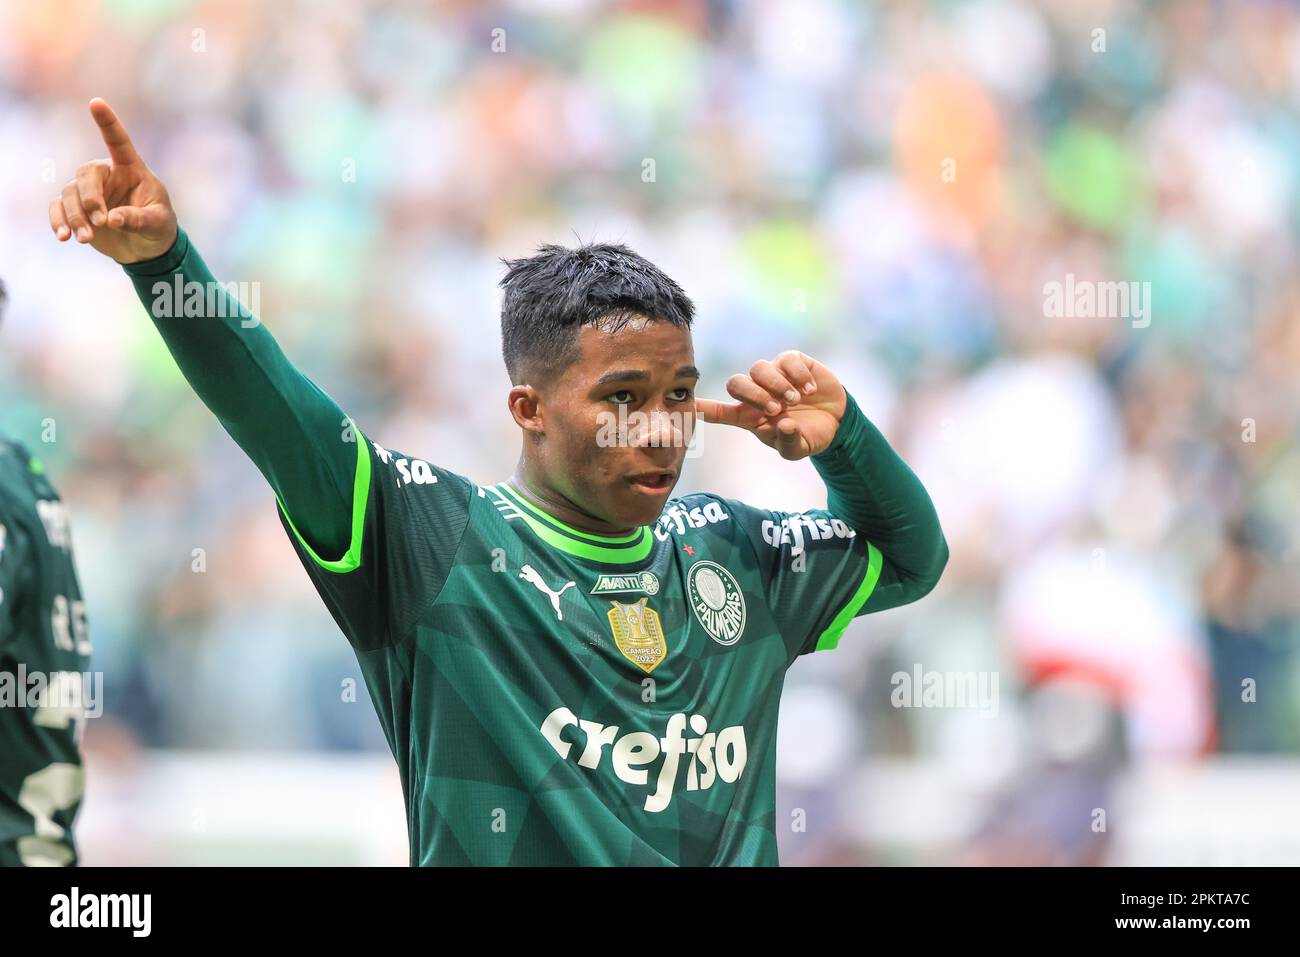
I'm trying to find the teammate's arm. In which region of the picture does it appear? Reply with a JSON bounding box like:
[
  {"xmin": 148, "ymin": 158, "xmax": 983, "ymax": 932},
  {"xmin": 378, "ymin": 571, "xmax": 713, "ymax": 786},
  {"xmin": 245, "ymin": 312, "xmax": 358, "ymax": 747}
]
[
  {"xmin": 699, "ymin": 350, "xmax": 947, "ymax": 616},
  {"xmin": 48, "ymin": 98, "xmax": 355, "ymax": 559}
]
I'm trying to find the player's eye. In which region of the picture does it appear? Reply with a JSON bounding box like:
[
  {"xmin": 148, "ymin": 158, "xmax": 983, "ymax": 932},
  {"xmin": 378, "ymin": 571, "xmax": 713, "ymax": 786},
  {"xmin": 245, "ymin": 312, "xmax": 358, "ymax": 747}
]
[
  {"xmin": 668, "ymin": 387, "xmax": 693, "ymax": 402},
  {"xmin": 606, "ymin": 390, "xmax": 635, "ymax": 405}
]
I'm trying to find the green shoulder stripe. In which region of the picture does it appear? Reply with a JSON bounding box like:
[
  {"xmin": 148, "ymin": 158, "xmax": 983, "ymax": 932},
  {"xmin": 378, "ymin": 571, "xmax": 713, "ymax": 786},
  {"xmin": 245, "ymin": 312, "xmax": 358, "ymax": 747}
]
[
  {"xmin": 813, "ymin": 541, "xmax": 883, "ymax": 652},
  {"xmin": 277, "ymin": 421, "xmax": 372, "ymax": 574}
]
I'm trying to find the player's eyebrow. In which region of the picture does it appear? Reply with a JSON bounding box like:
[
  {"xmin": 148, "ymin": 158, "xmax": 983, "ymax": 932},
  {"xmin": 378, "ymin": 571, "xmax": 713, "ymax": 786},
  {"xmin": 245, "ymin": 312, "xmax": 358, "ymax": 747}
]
[{"xmin": 594, "ymin": 365, "xmax": 700, "ymax": 387}]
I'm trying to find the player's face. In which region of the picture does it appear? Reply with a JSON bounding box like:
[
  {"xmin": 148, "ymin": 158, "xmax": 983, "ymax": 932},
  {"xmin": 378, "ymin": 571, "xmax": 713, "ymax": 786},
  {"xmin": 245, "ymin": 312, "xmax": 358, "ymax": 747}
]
[{"xmin": 542, "ymin": 318, "xmax": 697, "ymax": 529}]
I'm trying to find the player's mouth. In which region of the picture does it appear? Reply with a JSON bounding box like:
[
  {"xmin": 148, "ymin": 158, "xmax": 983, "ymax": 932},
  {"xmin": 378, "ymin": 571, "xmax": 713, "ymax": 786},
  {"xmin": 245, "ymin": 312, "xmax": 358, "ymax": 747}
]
[{"xmin": 626, "ymin": 470, "xmax": 675, "ymax": 495}]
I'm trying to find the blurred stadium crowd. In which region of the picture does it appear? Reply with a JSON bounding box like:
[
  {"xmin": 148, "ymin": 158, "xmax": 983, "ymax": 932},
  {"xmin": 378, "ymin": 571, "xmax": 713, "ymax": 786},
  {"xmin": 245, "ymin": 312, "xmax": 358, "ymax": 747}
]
[{"xmin": 2, "ymin": 0, "xmax": 1299, "ymax": 864}]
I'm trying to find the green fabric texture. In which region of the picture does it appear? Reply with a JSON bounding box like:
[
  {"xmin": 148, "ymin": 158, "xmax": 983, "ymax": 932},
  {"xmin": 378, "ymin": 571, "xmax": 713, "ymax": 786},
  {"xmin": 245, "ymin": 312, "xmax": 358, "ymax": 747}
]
[
  {"xmin": 812, "ymin": 389, "xmax": 948, "ymax": 616},
  {"xmin": 123, "ymin": 228, "xmax": 357, "ymax": 561}
]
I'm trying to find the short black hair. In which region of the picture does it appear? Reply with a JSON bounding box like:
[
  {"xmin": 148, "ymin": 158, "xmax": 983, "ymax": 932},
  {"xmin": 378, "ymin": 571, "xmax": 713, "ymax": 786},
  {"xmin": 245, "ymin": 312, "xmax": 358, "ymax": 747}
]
[{"xmin": 499, "ymin": 241, "xmax": 695, "ymax": 384}]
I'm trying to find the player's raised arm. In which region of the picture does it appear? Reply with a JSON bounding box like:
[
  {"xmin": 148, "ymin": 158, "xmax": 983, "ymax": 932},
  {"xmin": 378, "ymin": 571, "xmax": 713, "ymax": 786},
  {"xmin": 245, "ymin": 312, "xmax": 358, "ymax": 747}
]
[
  {"xmin": 49, "ymin": 99, "xmax": 357, "ymax": 559},
  {"xmin": 699, "ymin": 350, "xmax": 948, "ymax": 625}
]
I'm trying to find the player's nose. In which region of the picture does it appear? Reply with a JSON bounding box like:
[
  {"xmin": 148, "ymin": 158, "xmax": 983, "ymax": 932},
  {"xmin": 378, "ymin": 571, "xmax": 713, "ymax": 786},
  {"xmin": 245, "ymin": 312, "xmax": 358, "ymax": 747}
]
[{"xmin": 629, "ymin": 408, "xmax": 689, "ymax": 452}]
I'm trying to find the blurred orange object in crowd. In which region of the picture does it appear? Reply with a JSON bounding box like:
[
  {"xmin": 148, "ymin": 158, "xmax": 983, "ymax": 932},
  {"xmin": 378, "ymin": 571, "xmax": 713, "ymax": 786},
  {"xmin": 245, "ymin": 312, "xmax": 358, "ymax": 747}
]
[{"xmin": 895, "ymin": 71, "xmax": 1005, "ymax": 234}]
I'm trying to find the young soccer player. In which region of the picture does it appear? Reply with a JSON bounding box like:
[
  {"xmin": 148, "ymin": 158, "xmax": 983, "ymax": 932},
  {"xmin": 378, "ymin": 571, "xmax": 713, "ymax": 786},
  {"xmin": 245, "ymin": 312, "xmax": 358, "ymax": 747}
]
[{"xmin": 51, "ymin": 98, "xmax": 947, "ymax": 865}]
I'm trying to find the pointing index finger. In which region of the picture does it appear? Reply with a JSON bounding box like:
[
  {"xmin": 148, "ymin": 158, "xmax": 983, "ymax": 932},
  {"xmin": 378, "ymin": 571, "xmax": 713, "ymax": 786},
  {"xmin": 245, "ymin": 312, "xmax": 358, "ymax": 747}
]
[
  {"xmin": 695, "ymin": 398, "xmax": 745, "ymax": 428},
  {"xmin": 89, "ymin": 98, "xmax": 140, "ymax": 166}
]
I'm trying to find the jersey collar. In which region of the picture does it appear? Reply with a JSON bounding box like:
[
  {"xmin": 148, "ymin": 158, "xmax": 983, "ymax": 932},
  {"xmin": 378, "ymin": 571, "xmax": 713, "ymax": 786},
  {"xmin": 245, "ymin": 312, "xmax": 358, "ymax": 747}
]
[{"xmin": 489, "ymin": 482, "xmax": 654, "ymax": 565}]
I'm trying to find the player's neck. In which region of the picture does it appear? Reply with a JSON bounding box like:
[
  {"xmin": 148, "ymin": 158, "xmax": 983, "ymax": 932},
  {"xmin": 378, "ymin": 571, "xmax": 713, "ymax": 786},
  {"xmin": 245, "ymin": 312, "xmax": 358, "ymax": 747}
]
[{"xmin": 506, "ymin": 467, "xmax": 639, "ymax": 538}]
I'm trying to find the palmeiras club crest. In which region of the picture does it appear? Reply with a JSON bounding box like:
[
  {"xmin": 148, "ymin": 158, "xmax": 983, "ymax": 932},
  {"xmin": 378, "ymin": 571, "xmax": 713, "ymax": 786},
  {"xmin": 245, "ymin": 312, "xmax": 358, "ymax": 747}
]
[{"xmin": 687, "ymin": 560, "xmax": 746, "ymax": 645}]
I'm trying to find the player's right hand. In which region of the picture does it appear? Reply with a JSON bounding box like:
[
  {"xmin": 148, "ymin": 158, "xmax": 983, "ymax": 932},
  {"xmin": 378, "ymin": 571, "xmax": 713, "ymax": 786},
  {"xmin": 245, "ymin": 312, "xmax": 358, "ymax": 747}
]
[{"xmin": 48, "ymin": 98, "xmax": 178, "ymax": 264}]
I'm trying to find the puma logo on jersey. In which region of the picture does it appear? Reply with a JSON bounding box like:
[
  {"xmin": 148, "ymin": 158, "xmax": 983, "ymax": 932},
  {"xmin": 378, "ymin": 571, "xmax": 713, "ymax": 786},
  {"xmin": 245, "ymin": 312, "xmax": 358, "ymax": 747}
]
[
  {"xmin": 519, "ymin": 564, "xmax": 576, "ymax": 621},
  {"xmin": 540, "ymin": 708, "xmax": 748, "ymax": 812}
]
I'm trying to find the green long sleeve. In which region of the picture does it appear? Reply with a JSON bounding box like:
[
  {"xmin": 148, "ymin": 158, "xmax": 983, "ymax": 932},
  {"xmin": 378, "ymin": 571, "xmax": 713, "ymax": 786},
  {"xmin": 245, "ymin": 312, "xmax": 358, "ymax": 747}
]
[
  {"xmin": 123, "ymin": 228, "xmax": 356, "ymax": 559},
  {"xmin": 811, "ymin": 389, "xmax": 948, "ymax": 612}
]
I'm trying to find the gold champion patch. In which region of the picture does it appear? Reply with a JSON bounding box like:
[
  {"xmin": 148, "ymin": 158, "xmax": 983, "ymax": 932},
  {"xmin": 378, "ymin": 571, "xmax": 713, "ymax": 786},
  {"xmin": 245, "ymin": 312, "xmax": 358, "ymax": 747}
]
[{"xmin": 606, "ymin": 597, "xmax": 667, "ymax": 674}]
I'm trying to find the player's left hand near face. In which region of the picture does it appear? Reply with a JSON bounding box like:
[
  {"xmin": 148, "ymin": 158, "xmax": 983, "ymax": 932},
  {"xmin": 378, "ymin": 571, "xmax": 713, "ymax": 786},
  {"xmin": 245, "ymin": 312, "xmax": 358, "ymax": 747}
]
[{"xmin": 696, "ymin": 351, "xmax": 847, "ymax": 460}]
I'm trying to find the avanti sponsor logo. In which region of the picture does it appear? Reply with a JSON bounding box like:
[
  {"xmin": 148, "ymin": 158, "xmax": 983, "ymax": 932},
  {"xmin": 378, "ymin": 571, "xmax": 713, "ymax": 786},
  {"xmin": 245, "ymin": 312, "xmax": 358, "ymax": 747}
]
[{"xmin": 591, "ymin": 571, "xmax": 659, "ymax": 595}]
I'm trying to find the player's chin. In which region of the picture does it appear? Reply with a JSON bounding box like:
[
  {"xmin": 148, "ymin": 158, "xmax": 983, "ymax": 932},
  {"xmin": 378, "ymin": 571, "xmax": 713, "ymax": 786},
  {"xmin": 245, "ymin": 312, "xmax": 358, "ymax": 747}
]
[{"xmin": 618, "ymin": 471, "xmax": 678, "ymax": 524}]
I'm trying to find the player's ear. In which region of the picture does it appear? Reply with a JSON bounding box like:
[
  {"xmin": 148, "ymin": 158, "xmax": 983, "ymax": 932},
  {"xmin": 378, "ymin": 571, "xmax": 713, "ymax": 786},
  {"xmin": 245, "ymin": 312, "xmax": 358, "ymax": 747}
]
[{"xmin": 508, "ymin": 383, "xmax": 545, "ymax": 435}]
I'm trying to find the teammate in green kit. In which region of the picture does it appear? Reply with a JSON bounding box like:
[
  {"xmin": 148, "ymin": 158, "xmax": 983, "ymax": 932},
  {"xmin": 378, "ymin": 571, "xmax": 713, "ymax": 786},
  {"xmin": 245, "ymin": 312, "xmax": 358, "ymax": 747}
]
[
  {"xmin": 52, "ymin": 98, "xmax": 948, "ymax": 866},
  {"xmin": 0, "ymin": 278, "xmax": 93, "ymax": 866}
]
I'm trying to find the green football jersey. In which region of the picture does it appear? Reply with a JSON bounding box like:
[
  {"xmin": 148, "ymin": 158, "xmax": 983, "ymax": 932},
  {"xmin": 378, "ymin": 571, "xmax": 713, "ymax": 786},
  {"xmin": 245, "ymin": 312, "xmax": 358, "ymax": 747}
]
[
  {"xmin": 279, "ymin": 435, "xmax": 882, "ymax": 866},
  {"xmin": 120, "ymin": 227, "xmax": 944, "ymax": 867},
  {"xmin": 0, "ymin": 438, "xmax": 90, "ymax": 867}
]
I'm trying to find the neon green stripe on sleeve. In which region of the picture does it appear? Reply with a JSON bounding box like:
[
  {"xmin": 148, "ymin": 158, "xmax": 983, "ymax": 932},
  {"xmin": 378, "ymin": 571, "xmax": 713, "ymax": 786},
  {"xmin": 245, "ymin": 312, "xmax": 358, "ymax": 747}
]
[
  {"xmin": 276, "ymin": 421, "xmax": 372, "ymax": 574},
  {"xmin": 813, "ymin": 541, "xmax": 883, "ymax": 652}
]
